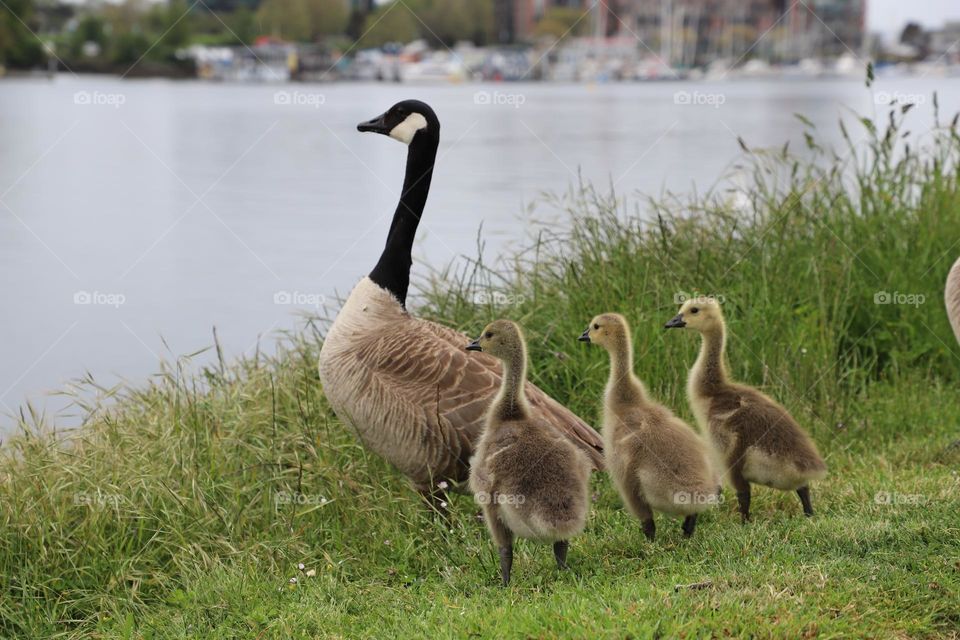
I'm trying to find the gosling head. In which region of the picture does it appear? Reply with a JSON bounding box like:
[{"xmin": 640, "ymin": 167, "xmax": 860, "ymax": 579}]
[
  {"xmin": 357, "ymin": 99, "xmax": 439, "ymax": 146},
  {"xmin": 665, "ymin": 296, "xmax": 724, "ymax": 333},
  {"xmin": 466, "ymin": 319, "xmax": 524, "ymax": 361},
  {"xmin": 578, "ymin": 313, "xmax": 629, "ymax": 350}
]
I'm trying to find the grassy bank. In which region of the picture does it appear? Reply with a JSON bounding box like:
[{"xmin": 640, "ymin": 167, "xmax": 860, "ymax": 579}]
[{"xmin": 2, "ymin": 103, "xmax": 960, "ymax": 638}]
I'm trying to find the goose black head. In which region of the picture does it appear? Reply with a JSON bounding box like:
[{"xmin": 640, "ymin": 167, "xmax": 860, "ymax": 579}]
[{"xmin": 357, "ymin": 99, "xmax": 440, "ymax": 146}]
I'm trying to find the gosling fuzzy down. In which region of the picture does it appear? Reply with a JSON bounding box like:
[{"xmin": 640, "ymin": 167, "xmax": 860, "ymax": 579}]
[
  {"xmin": 466, "ymin": 320, "xmax": 592, "ymax": 586},
  {"xmin": 665, "ymin": 298, "xmax": 827, "ymax": 521},
  {"xmin": 580, "ymin": 313, "xmax": 719, "ymax": 541}
]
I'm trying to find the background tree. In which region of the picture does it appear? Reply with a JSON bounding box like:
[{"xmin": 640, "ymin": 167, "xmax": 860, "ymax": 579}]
[
  {"xmin": 0, "ymin": 0, "xmax": 45, "ymax": 68},
  {"xmin": 533, "ymin": 6, "xmax": 590, "ymax": 40},
  {"xmin": 305, "ymin": 0, "xmax": 349, "ymax": 40},
  {"xmin": 256, "ymin": 0, "xmax": 311, "ymax": 41},
  {"xmin": 357, "ymin": 1, "xmax": 418, "ymax": 48}
]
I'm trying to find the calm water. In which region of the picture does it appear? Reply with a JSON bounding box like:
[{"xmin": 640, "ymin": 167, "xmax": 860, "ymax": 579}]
[{"xmin": 0, "ymin": 74, "xmax": 956, "ymax": 432}]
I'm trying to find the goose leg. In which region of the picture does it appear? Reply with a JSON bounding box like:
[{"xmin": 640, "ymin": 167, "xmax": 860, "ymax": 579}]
[
  {"xmin": 730, "ymin": 466, "xmax": 751, "ymax": 523},
  {"xmin": 682, "ymin": 514, "xmax": 698, "ymax": 538},
  {"xmin": 553, "ymin": 540, "xmax": 569, "ymax": 570},
  {"xmin": 797, "ymin": 486, "xmax": 814, "ymax": 517}
]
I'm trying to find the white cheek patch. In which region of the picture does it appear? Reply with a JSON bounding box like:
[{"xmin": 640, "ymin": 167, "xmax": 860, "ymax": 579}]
[{"xmin": 389, "ymin": 112, "xmax": 428, "ymax": 144}]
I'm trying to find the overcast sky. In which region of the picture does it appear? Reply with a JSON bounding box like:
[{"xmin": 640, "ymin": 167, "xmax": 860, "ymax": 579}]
[{"xmin": 867, "ymin": 0, "xmax": 960, "ymax": 35}]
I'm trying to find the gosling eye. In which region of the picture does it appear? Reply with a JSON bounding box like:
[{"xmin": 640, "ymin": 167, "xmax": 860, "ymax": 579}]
[
  {"xmin": 593, "ymin": 323, "xmax": 600, "ymax": 330},
  {"xmin": 690, "ymin": 307, "xmax": 699, "ymax": 314},
  {"xmin": 484, "ymin": 332, "xmax": 493, "ymax": 339}
]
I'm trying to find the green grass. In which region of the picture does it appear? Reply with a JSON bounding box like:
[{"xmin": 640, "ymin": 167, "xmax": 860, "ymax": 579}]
[{"xmin": 2, "ymin": 101, "xmax": 960, "ymax": 638}]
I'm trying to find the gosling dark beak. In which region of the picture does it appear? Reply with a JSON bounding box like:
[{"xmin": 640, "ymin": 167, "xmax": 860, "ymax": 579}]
[
  {"xmin": 664, "ymin": 314, "xmax": 686, "ymax": 329},
  {"xmin": 357, "ymin": 111, "xmax": 390, "ymax": 135},
  {"xmin": 466, "ymin": 339, "xmax": 482, "ymax": 352},
  {"xmin": 578, "ymin": 327, "xmax": 591, "ymax": 343}
]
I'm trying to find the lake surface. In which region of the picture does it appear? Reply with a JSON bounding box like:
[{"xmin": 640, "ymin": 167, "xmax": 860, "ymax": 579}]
[{"xmin": 0, "ymin": 74, "xmax": 956, "ymax": 433}]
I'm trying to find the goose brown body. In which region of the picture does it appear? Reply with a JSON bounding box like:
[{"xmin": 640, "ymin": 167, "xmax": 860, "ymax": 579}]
[
  {"xmin": 583, "ymin": 313, "xmax": 718, "ymax": 540},
  {"xmin": 666, "ymin": 298, "xmax": 826, "ymax": 520},
  {"xmin": 319, "ymin": 278, "xmax": 604, "ymax": 495}
]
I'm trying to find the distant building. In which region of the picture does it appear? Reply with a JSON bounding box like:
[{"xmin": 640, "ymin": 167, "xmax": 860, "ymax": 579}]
[
  {"xmin": 565, "ymin": 0, "xmax": 866, "ymax": 66},
  {"xmin": 929, "ymin": 21, "xmax": 960, "ymax": 62}
]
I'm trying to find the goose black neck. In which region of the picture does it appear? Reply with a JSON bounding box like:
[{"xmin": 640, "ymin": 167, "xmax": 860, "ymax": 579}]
[{"xmin": 369, "ymin": 136, "xmax": 439, "ymax": 306}]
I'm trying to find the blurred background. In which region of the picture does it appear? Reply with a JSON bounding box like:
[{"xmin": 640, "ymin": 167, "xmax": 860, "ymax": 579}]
[{"xmin": 1, "ymin": 0, "xmax": 959, "ymax": 431}]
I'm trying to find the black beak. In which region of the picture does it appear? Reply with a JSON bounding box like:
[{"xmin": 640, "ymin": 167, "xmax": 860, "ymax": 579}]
[
  {"xmin": 357, "ymin": 111, "xmax": 390, "ymax": 135},
  {"xmin": 664, "ymin": 314, "xmax": 686, "ymax": 329},
  {"xmin": 466, "ymin": 339, "xmax": 482, "ymax": 352},
  {"xmin": 578, "ymin": 327, "xmax": 591, "ymax": 343}
]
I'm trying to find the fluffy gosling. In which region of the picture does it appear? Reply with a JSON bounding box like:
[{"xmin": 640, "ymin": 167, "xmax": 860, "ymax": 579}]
[
  {"xmin": 580, "ymin": 313, "xmax": 719, "ymax": 541},
  {"xmin": 665, "ymin": 298, "xmax": 827, "ymax": 521},
  {"xmin": 466, "ymin": 320, "xmax": 592, "ymax": 586}
]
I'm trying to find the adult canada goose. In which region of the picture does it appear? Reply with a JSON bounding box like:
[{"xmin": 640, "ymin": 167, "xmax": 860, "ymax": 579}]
[
  {"xmin": 318, "ymin": 100, "xmax": 603, "ymax": 511},
  {"xmin": 665, "ymin": 298, "xmax": 827, "ymax": 521},
  {"xmin": 466, "ymin": 320, "xmax": 592, "ymax": 586},
  {"xmin": 947, "ymin": 257, "xmax": 960, "ymax": 345},
  {"xmin": 580, "ymin": 313, "xmax": 718, "ymax": 540}
]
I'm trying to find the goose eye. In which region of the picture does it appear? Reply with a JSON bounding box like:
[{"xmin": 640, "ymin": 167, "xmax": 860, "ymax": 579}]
[
  {"xmin": 484, "ymin": 332, "xmax": 493, "ymax": 339},
  {"xmin": 593, "ymin": 323, "xmax": 600, "ymax": 330},
  {"xmin": 691, "ymin": 307, "xmax": 699, "ymax": 314}
]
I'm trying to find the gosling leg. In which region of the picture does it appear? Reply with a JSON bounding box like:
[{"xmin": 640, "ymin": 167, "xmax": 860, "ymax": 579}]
[
  {"xmin": 481, "ymin": 504, "xmax": 514, "ymax": 587},
  {"xmin": 499, "ymin": 544, "xmax": 513, "ymax": 587},
  {"xmin": 622, "ymin": 481, "xmax": 656, "ymax": 542},
  {"xmin": 797, "ymin": 485, "xmax": 814, "ymax": 517},
  {"xmin": 642, "ymin": 518, "xmax": 656, "ymax": 542},
  {"xmin": 682, "ymin": 514, "xmax": 698, "ymax": 538},
  {"xmin": 553, "ymin": 540, "xmax": 569, "ymax": 570},
  {"xmin": 730, "ymin": 466, "xmax": 751, "ymax": 523}
]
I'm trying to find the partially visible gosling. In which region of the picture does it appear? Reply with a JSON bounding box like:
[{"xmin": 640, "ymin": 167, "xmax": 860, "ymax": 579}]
[
  {"xmin": 665, "ymin": 298, "xmax": 827, "ymax": 521},
  {"xmin": 466, "ymin": 320, "xmax": 591, "ymax": 586},
  {"xmin": 580, "ymin": 313, "xmax": 719, "ymax": 541}
]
